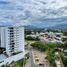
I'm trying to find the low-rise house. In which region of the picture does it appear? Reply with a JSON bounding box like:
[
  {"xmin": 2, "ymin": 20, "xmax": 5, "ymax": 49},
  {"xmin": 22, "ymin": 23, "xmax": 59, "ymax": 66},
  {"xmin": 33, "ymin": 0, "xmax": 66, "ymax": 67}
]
[
  {"xmin": 39, "ymin": 32, "xmax": 63, "ymax": 43},
  {"xmin": 26, "ymin": 34, "xmax": 37, "ymax": 38}
]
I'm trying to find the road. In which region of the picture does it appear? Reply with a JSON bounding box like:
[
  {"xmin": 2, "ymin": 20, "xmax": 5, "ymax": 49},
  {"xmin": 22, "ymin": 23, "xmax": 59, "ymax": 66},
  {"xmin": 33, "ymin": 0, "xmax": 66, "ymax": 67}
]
[
  {"xmin": 25, "ymin": 49, "xmax": 39, "ymax": 67},
  {"xmin": 25, "ymin": 41, "xmax": 50, "ymax": 67},
  {"xmin": 25, "ymin": 48, "xmax": 50, "ymax": 67}
]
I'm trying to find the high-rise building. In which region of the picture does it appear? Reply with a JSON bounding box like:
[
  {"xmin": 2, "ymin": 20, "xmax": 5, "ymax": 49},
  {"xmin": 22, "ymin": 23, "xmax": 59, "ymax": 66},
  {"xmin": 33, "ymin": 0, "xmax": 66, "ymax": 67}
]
[{"xmin": 0, "ymin": 26, "xmax": 24, "ymax": 56}]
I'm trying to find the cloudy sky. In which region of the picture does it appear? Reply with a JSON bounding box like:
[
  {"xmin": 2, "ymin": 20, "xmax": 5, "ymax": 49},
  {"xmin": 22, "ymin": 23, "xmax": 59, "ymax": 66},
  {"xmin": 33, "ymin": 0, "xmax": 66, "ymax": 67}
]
[{"xmin": 0, "ymin": 0, "xmax": 67, "ymax": 27}]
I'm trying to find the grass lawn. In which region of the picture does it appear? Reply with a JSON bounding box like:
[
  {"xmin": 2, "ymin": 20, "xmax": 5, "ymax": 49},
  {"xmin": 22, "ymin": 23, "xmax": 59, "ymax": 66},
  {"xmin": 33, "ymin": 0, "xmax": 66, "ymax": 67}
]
[
  {"xmin": 15, "ymin": 58, "xmax": 26, "ymax": 67},
  {"xmin": 26, "ymin": 40, "xmax": 38, "ymax": 43}
]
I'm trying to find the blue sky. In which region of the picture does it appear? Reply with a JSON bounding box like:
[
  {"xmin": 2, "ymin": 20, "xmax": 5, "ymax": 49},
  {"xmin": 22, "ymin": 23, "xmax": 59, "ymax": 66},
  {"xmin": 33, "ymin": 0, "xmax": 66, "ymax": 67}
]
[{"xmin": 0, "ymin": 0, "xmax": 67, "ymax": 27}]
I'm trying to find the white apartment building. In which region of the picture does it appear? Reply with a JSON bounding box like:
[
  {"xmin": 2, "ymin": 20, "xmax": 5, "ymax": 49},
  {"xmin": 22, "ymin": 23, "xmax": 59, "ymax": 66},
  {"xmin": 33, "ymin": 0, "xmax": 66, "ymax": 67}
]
[
  {"xmin": 0, "ymin": 26, "xmax": 25, "ymax": 66},
  {"xmin": 0, "ymin": 26, "xmax": 24, "ymax": 56}
]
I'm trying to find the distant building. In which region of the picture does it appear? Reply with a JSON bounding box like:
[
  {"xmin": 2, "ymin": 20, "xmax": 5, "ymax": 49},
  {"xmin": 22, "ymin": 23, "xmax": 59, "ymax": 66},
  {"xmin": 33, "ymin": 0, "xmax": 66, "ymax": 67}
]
[{"xmin": 39, "ymin": 32, "xmax": 63, "ymax": 43}]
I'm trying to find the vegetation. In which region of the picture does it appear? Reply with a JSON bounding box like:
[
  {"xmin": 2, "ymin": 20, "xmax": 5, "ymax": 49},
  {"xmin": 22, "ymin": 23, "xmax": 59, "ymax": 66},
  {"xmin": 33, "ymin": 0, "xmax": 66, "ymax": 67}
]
[
  {"xmin": 31, "ymin": 41, "xmax": 47, "ymax": 51},
  {"xmin": 25, "ymin": 29, "xmax": 61, "ymax": 35},
  {"xmin": 25, "ymin": 30, "xmax": 32, "ymax": 35},
  {"xmin": 25, "ymin": 29, "xmax": 44, "ymax": 34},
  {"xmin": 31, "ymin": 41, "xmax": 62, "ymax": 51},
  {"xmin": 25, "ymin": 36, "xmax": 40, "ymax": 41},
  {"xmin": 46, "ymin": 50, "xmax": 56, "ymax": 67},
  {"xmin": 61, "ymin": 54, "xmax": 67, "ymax": 67},
  {"xmin": 2, "ymin": 65, "xmax": 9, "ymax": 67},
  {"xmin": 47, "ymin": 43, "xmax": 61, "ymax": 49},
  {"xmin": 60, "ymin": 38, "xmax": 67, "ymax": 67},
  {"xmin": 46, "ymin": 29, "xmax": 61, "ymax": 33},
  {"xmin": 62, "ymin": 38, "xmax": 67, "ymax": 42},
  {"xmin": 64, "ymin": 40, "xmax": 67, "ymax": 47},
  {"xmin": 15, "ymin": 58, "xmax": 26, "ymax": 67},
  {"xmin": 15, "ymin": 53, "xmax": 30, "ymax": 67},
  {"xmin": 31, "ymin": 41, "xmax": 64, "ymax": 67},
  {"xmin": 63, "ymin": 31, "xmax": 67, "ymax": 36}
]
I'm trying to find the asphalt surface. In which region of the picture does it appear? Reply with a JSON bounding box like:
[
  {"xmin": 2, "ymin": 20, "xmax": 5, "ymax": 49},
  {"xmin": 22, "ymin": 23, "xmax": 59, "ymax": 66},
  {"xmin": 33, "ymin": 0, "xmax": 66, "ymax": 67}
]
[{"xmin": 25, "ymin": 49, "xmax": 45, "ymax": 67}]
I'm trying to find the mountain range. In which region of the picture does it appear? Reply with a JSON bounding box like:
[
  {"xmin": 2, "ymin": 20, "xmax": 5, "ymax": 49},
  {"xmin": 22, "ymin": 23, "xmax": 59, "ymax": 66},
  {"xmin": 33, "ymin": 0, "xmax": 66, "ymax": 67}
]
[
  {"xmin": 51, "ymin": 23, "xmax": 67, "ymax": 30},
  {"xmin": 25, "ymin": 23, "xmax": 67, "ymax": 30}
]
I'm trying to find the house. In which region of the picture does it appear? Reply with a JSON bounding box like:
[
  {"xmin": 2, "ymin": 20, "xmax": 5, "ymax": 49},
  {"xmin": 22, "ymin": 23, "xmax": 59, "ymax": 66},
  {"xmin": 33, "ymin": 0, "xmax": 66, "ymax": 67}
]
[{"xmin": 39, "ymin": 32, "xmax": 63, "ymax": 43}]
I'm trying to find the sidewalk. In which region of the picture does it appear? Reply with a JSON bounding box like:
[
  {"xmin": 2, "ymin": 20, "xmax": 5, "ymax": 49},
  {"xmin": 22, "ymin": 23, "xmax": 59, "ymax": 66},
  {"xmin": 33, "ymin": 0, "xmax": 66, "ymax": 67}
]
[{"xmin": 25, "ymin": 58, "xmax": 31, "ymax": 67}]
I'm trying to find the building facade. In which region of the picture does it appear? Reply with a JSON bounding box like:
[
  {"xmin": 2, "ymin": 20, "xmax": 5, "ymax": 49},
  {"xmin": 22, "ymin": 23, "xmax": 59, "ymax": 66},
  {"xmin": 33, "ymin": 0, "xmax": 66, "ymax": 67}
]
[{"xmin": 0, "ymin": 26, "xmax": 24, "ymax": 56}]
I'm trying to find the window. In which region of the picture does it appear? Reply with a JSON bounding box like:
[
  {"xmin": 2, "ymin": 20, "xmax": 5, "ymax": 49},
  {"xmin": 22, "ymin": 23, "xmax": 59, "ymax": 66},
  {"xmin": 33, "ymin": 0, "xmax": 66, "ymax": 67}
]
[{"xmin": 8, "ymin": 27, "xmax": 14, "ymax": 29}]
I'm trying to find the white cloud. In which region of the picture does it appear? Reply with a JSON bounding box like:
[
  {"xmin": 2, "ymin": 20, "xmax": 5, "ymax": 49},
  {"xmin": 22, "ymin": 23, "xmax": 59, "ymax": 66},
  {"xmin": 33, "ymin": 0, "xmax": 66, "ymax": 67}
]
[{"xmin": 0, "ymin": 0, "xmax": 67, "ymax": 26}]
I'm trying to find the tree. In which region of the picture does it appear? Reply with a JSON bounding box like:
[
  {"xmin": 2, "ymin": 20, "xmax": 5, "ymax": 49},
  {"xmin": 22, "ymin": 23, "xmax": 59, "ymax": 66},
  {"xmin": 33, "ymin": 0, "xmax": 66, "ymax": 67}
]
[
  {"xmin": 64, "ymin": 40, "xmax": 67, "ymax": 47},
  {"xmin": 25, "ymin": 30, "xmax": 32, "ymax": 35},
  {"xmin": 25, "ymin": 36, "xmax": 40, "ymax": 41},
  {"xmin": 25, "ymin": 36, "xmax": 35, "ymax": 40},
  {"xmin": 61, "ymin": 55, "xmax": 67, "ymax": 67},
  {"xmin": 63, "ymin": 31, "xmax": 67, "ymax": 36},
  {"xmin": 46, "ymin": 50, "xmax": 56, "ymax": 67},
  {"xmin": 31, "ymin": 41, "xmax": 47, "ymax": 51}
]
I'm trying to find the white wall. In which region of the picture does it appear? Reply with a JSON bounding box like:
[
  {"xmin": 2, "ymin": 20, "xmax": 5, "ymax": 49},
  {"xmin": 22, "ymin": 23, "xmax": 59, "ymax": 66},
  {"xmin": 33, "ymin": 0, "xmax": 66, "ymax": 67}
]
[
  {"xmin": 17, "ymin": 27, "xmax": 24, "ymax": 52},
  {"xmin": 4, "ymin": 27, "xmax": 25, "ymax": 55},
  {"xmin": 14, "ymin": 27, "xmax": 24, "ymax": 53},
  {"xmin": 1, "ymin": 27, "xmax": 6, "ymax": 48}
]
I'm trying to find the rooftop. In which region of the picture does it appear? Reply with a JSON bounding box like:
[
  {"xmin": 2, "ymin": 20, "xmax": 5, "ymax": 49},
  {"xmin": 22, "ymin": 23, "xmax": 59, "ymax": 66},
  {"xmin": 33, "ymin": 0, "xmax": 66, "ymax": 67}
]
[{"xmin": 0, "ymin": 54, "xmax": 7, "ymax": 62}]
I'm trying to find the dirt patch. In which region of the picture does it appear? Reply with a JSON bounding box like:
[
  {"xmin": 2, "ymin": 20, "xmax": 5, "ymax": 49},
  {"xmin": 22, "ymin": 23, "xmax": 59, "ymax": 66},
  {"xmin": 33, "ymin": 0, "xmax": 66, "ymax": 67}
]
[{"xmin": 32, "ymin": 49, "xmax": 47, "ymax": 64}]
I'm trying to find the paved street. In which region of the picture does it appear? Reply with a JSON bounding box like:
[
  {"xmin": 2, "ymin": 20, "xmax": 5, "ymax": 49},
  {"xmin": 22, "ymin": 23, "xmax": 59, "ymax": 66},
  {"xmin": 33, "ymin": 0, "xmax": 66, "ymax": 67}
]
[
  {"xmin": 25, "ymin": 48, "xmax": 50, "ymax": 67},
  {"xmin": 25, "ymin": 49, "xmax": 39, "ymax": 67},
  {"xmin": 25, "ymin": 58, "xmax": 31, "ymax": 67}
]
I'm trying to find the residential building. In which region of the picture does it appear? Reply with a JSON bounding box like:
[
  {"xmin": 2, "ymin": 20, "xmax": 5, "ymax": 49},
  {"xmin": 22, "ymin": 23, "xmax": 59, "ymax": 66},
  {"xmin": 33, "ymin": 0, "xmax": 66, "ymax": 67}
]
[{"xmin": 0, "ymin": 26, "xmax": 25, "ymax": 66}]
